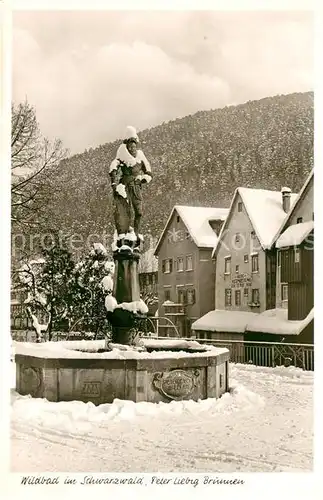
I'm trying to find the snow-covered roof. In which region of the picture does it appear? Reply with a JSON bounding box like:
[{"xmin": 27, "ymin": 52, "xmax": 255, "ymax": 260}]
[
  {"xmin": 246, "ymin": 308, "xmax": 314, "ymax": 336},
  {"xmin": 276, "ymin": 221, "xmax": 314, "ymax": 249},
  {"xmin": 213, "ymin": 187, "xmax": 297, "ymax": 256},
  {"xmin": 192, "ymin": 308, "xmax": 313, "ymax": 336},
  {"xmin": 155, "ymin": 205, "xmax": 229, "ymax": 254},
  {"xmin": 273, "ymin": 169, "xmax": 314, "ymax": 245},
  {"xmin": 192, "ymin": 310, "xmax": 258, "ymax": 333}
]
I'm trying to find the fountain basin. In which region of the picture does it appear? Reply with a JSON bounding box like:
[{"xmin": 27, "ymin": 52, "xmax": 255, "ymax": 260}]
[{"xmin": 14, "ymin": 339, "xmax": 230, "ymax": 404}]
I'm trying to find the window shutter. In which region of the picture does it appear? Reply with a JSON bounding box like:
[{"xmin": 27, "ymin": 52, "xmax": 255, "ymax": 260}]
[
  {"xmin": 162, "ymin": 260, "xmax": 165, "ymax": 273},
  {"xmin": 169, "ymin": 259, "xmax": 173, "ymax": 272}
]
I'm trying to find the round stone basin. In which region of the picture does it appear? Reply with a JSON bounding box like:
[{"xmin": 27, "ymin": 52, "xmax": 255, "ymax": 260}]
[{"xmin": 14, "ymin": 339, "xmax": 230, "ymax": 404}]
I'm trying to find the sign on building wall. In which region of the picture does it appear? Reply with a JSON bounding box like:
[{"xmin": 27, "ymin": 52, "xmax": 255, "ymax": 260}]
[{"xmin": 231, "ymin": 273, "xmax": 252, "ymax": 288}]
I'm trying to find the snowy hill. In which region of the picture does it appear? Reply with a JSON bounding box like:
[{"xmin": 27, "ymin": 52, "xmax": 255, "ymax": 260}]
[{"xmin": 20, "ymin": 92, "xmax": 313, "ymax": 254}]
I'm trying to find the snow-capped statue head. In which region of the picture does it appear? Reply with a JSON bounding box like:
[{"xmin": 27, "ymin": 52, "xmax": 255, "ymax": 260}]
[
  {"xmin": 124, "ymin": 126, "xmax": 139, "ymax": 157},
  {"xmin": 124, "ymin": 125, "xmax": 139, "ymax": 144}
]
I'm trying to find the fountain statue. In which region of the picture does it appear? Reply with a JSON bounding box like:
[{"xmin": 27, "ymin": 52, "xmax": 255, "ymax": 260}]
[{"xmin": 106, "ymin": 126, "xmax": 152, "ymax": 345}]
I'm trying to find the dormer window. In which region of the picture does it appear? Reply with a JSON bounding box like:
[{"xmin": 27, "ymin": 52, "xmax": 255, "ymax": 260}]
[{"xmin": 209, "ymin": 219, "xmax": 224, "ymax": 236}]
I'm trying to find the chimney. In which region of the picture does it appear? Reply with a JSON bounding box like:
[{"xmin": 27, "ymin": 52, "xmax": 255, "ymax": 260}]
[{"xmin": 281, "ymin": 187, "xmax": 291, "ymax": 213}]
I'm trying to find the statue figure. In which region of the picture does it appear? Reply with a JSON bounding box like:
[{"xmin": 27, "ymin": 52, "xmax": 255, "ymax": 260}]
[
  {"xmin": 106, "ymin": 126, "xmax": 151, "ymax": 344},
  {"xmin": 109, "ymin": 126, "xmax": 152, "ymax": 239}
]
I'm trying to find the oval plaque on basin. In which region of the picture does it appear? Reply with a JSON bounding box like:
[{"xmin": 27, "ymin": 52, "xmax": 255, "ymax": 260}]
[{"xmin": 153, "ymin": 370, "xmax": 198, "ymax": 400}]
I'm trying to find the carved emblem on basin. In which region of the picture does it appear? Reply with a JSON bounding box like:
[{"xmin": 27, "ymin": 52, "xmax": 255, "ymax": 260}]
[
  {"xmin": 81, "ymin": 381, "xmax": 101, "ymax": 397},
  {"xmin": 152, "ymin": 369, "xmax": 199, "ymax": 400},
  {"xmin": 21, "ymin": 366, "xmax": 41, "ymax": 396}
]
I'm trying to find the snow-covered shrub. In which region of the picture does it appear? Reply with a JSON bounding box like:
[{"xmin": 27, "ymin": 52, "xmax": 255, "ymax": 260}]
[{"xmin": 72, "ymin": 243, "xmax": 114, "ymax": 338}]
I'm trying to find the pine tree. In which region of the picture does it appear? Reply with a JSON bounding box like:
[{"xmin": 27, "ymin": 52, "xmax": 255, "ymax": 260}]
[
  {"xmin": 38, "ymin": 233, "xmax": 76, "ymax": 339},
  {"xmin": 73, "ymin": 243, "xmax": 114, "ymax": 338}
]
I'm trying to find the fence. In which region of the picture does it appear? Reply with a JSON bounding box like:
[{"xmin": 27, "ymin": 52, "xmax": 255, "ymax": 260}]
[
  {"xmin": 11, "ymin": 304, "xmax": 49, "ymax": 330},
  {"xmin": 141, "ymin": 336, "xmax": 314, "ymax": 371}
]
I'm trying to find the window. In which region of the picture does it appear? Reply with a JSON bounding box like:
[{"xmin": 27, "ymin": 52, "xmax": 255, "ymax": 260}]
[
  {"xmin": 295, "ymin": 248, "xmax": 300, "ymax": 263},
  {"xmin": 146, "ymin": 274, "xmax": 150, "ymax": 285},
  {"xmin": 219, "ymin": 374, "xmax": 223, "ymax": 388},
  {"xmin": 235, "ymin": 265, "xmax": 239, "ymax": 273},
  {"xmin": 162, "ymin": 259, "xmax": 173, "ymax": 273},
  {"xmin": 235, "ymin": 233, "xmax": 240, "ymax": 243},
  {"xmin": 235, "ymin": 290, "xmax": 241, "ymax": 306},
  {"xmin": 186, "ymin": 255, "xmax": 193, "ymax": 271},
  {"xmin": 187, "ymin": 288, "xmax": 196, "ymax": 305},
  {"xmin": 281, "ymin": 284, "xmax": 288, "ymax": 302},
  {"xmin": 251, "ymin": 254, "xmax": 259, "ymax": 272},
  {"xmin": 238, "ymin": 202, "xmax": 243, "ymax": 212},
  {"xmin": 176, "ymin": 215, "xmax": 180, "ymax": 223},
  {"xmin": 164, "ymin": 290, "xmax": 171, "ymax": 301},
  {"xmin": 297, "ymin": 217, "xmax": 303, "ymax": 224},
  {"xmin": 177, "ymin": 257, "xmax": 184, "ymax": 272},
  {"xmin": 225, "ymin": 289, "xmax": 232, "ymax": 306},
  {"xmin": 251, "ymin": 230, "xmax": 256, "ymax": 239},
  {"xmin": 244, "ymin": 288, "xmax": 249, "ymax": 299},
  {"xmin": 152, "ymin": 274, "xmax": 156, "ymax": 285},
  {"xmin": 244, "ymin": 255, "xmax": 249, "ymax": 263},
  {"xmin": 199, "ymin": 332, "xmax": 205, "ymax": 340},
  {"xmin": 312, "ymin": 212, "xmax": 314, "ymax": 221},
  {"xmin": 277, "ymin": 250, "xmax": 281, "ymax": 267},
  {"xmin": 252, "ymin": 289, "xmax": 260, "ymax": 304},
  {"xmin": 177, "ymin": 288, "xmax": 186, "ymax": 304},
  {"xmin": 224, "ymin": 257, "xmax": 231, "ymax": 274}
]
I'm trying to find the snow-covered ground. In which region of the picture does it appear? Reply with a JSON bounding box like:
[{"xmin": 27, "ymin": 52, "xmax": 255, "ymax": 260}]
[{"xmin": 10, "ymin": 362, "xmax": 313, "ymax": 473}]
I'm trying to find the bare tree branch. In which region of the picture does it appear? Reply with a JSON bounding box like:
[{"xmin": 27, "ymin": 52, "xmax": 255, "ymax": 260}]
[{"xmin": 11, "ymin": 100, "xmax": 69, "ymax": 230}]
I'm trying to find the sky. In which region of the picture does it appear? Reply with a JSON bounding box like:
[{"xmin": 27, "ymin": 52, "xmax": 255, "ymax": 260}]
[{"xmin": 12, "ymin": 10, "xmax": 313, "ymax": 154}]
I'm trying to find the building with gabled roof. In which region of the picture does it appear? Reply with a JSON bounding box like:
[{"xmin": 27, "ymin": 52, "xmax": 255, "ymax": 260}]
[
  {"xmin": 154, "ymin": 205, "xmax": 229, "ymax": 336},
  {"xmin": 274, "ymin": 170, "xmax": 313, "ymax": 337},
  {"xmin": 212, "ymin": 187, "xmax": 297, "ymax": 321}
]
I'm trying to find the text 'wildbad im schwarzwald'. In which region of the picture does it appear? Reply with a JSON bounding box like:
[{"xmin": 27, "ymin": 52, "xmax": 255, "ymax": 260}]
[{"xmin": 21, "ymin": 475, "xmax": 245, "ymax": 487}]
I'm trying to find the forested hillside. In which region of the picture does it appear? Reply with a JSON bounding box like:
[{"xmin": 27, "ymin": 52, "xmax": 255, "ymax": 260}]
[{"xmin": 26, "ymin": 91, "xmax": 314, "ymax": 253}]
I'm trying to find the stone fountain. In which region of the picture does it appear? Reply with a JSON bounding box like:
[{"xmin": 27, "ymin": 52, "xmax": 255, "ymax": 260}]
[{"xmin": 14, "ymin": 126, "xmax": 229, "ymax": 404}]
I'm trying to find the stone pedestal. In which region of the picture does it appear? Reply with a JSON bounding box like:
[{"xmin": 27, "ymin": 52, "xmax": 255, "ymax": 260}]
[
  {"xmin": 106, "ymin": 238, "xmax": 146, "ymax": 345},
  {"xmin": 113, "ymin": 252, "xmax": 140, "ymax": 303}
]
